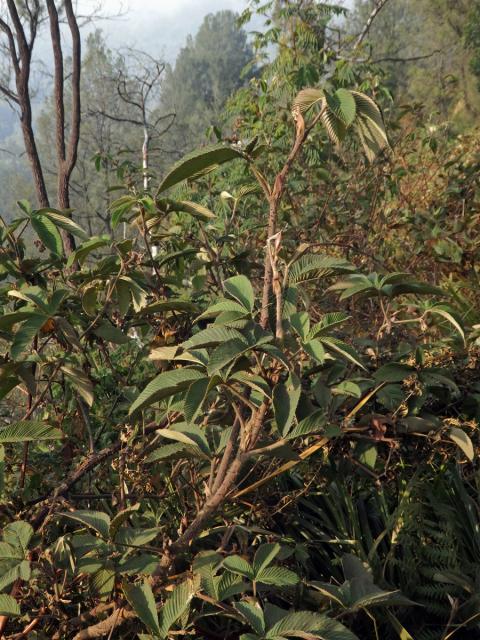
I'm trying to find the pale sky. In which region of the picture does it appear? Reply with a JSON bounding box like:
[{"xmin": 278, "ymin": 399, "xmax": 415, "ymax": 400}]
[{"xmin": 82, "ymin": 0, "xmax": 248, "ymax": 61}]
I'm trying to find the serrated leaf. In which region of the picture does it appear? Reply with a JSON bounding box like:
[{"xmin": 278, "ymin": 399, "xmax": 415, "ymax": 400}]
[
  {"xmin": 129, "ymin": 368, "xmax": 204, "ymax": 414},
  {"xmin": 253, "ymin": 543, "xmax": 281, "ymax": 575},
  {"xmin": 158, "ymin": 199, "xmax": 216, "ymax": 221},
  {"xmin": 292, "ymin": 88, "xmax": 325, "ymax": 113},
  {"xmin": 182, "ymin": 326, "xmax": 245, "ymax": 350},
  {"xmin": 196, "ymin": 299, "xmax": 248, "ymax": 322},
  {"xmin": 288, "ymin": 254, "xmax": 354, "ymax": 285},
  {"xmin": 60, "ymin": 510, "xmax": 111, "ymax": 539},
  {"xmin": 326, "ymin": 89, "xmax": 356, "ymax": 127},
  {"xmin": 93, "ymin": 321, "xmax": 130, "ymax": 345},
  {"xmin": 184, "ymin": 377, "xmax": 210, "ymax": 423},
  {"xmin": 426, "ymin": 306, "xmax": 465, "ymax": 343},
  {"xmin": 0, "ymin": 421, "xmax": 62, "ymax": 443},
  {"xmin": 67, "ymin": 236, "xmax": 110, "ymax": 268},
  {"xmin": 223, "ymin": 555, "xmax": 255, "ymax": 580},
  {"xmin": 273, "ymin": 373, "xmax": 301, "ymax": 437},
  {"xmin": 158, "ymin": 425, "xmax": 210, "ymax": 457},
  {"xmin": 31, "ymin": 214, "xmax": 63, "ymax": 255},
  {"xmin": 0, "ymin": 559, "xmax": 30, "ymax": 592},
  {"xmin": 91, "ymin": 567, "xmax": 115, "ymax": 599},
  {"xmin": 207, "ymin": 338, "xmax": 249, "ymax": 376},
  {"xmin": 286, "ymin": 410, "xmax": 326, "ymax": 440},
  {"xmin": 374, "ymin": 363, "xmax": 415, "ymax": 383},
  {"xmin": 109, "ymin": 503, "xmax": 140, "ymax": 540},
  {"xmin": 11, "ymin": 314, "xmax": 48, "ymax": 360},
  {"xmin": 158, "ymin": 144, "xmax": 243, "ymax": 193},
  {"xmin": 319, "ymin": 336, "xmax": 365, "ymax": 370},
  {"xmin": 3, "ymin": 521, "xmax": 33, "ymax": 552},
  {"xmin": 40, "ymin": 209, "xmax": 89, "ymax": 241},
  {"xmin": 224, "ymin": 275, "xmax": 255, "ymax": 312},
  {"xmin": 145, "ymin": 443, "xmax": 186, "ymax": 463},
  {"xmin": 158, "ymin": 579, "xmax": 194, "ymax": 638},
  {"xmin": 123, "ymin": 580, "xmax": 161, "ymax": 637},
  {"xmin": 62, "ymin": 365, "xmax": 94, "ymax": 407},
  {"xmin": 193, "ymin": 551, "xmax": 222, "ymax": 599},
  {"xmin": 0, "ymin": 594, "xmax": 20, "ymax": 616},
  {"xmin": 268, "ymin": 611, "xmax": 359, "ymax": 639},
  {"xmin": 115, "ymin": 527, "xmax": 160, "ymax": 547},
  {"xmin": 256, "ymin": 566, "xmax": 299, "ymax": 586},
  {"xmin": 118, "ymin": 554, "xmax": 159, "ymax": 575},
  {"xmin": 290, "ymin": 312, "xmax": 310, "ymax": 340},
  {"xmin": 235, "ymin": 601, "xmax": 265, "ymax": 635}
]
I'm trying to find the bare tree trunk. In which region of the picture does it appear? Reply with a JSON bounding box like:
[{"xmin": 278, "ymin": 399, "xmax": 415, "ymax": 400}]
[
  {"xmin": 47, "ymin": 0, "xmax": 81, "ymax": 255},
  {"xmin": 2, "ymin": 0, "xmax": 50, "ymax": 208}
]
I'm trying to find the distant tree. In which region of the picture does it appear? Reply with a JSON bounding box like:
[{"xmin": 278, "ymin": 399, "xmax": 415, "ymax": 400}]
[
  {"xmin": 37, "ymin": 32, "xmax": 173, "ymax": 235},
  {"xmin": 349, "ymin": 0, "xmax": 480, "ymax": 124},
  {"xmin": 0, "ymin": 0, "xmax": 82, "ymax": 254},
  {"xmin": 159, "ymin": 10, "xmax": 254, "ymax": 155}
]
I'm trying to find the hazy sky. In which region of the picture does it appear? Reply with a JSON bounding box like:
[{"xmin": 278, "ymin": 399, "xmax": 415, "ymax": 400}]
[{"xmin": 83, "ymin": 0, "xmax": 247, "ymax": 62}]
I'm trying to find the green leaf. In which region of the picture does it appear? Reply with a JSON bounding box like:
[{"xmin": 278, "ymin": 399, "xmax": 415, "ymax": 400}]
[
  {"xmin": 118, "ymin": 554, "xmax": 159, "ymax": 576},
  {"xmin": 67, "ymin": 235, "xmax": 110, "ymax": 268},
  {"xmin": 286, "ymin": 410, "xmax": 326, "ymax": 440},
  {"xmin": 426, "ymin": 306, "xmax": 465, "ymax": 343},
  {"xmin": 31, "ymin": 214, "xmax": 63, "ymax": 255},
  {"xmin": 218, "ymin": 572, "xmax": 248, "ymax": 600},
  {"xmin": 115, "ymin": 527, "xmax": 160, "ymax": 547},
  {"xmin": 374, "ymin": 363, "xmax": 415, "ymax": 383},
  {"xmin": 59, "ymin": 510, "xmax": 111, "ymax": 539},
  {"xmin": 141, "ymin": 300, "xmax": 198, "ymax": 315},
  {"xmin": 158, "ymin": 144, "xmax": 244, "ymax": 193},
  {"xmin": 0, "ymin": 445, "xmax": 4, "ymax": 497},
  {"xmin": 184, "ymin": 378, "xmax": 210, "ymax": 423},
  {"xmin": 290, "ymin": 312, "xmax": 310, "ymax": 340},
  {"xmin": 447, "ymin": 427, "xmax": 474, "ymax": 461},
  {"xmin": 145, "ymin": 443, "xmax": 186, "ymax": 463},
  {"xmin": 158, "ymin": 579, "xmax": 194, "ymax": 638},
  {"xmin": 256, "ymin": 566, "xmax": 299, "ymax": 586},
  {"xmin": 253, "ymin": 543, "xmax": 281, "ymax": 575},
  {"xmin": 129, "ymin": 368, "xmax": 204, "ymax": 414},
  {"xmin": 223, "ymin": 555, "xmax": 255, "ymax": 580},
  {"xmin": 224, "ymin": 275, "xmax": 255, "ymax": 312},
  {"xmin": 182, "ymin": 326, "xmax": 245, "ymax": 350},
  {"xmin": 3, "ymin": 521, "xmax": 33, "ymax": 552},
  {"xmin": 326, "ymin": 89, "xmax": 356, "ymax": 127},
  {"xmin": 268, "ymin": 611, "xmax": 359, "ymax": 639},
  {"xmin": 40, "ymin": 209, "xmax": 89, "ymax": 241},
  {"xmin": 0, "ymin": 421, "xmax": 62, "ymax": 443},
  {"xmin": 332, "ymin": 381, "xmax": 362, "ymax": 398},
  {"xmin": 193, "ymin": 551, "xmax": 222, "ymax": 599},
  {"xmin": 61, "ymin": 365, "xmax": 94, "ymax": 407},
  {"xmin": 109, "ymin": 503, "xmax": 140, "ymax": 540},
  {"xmin": 91, "ymin": 567, "xmax": 115, "ymax": 599},
  {"xmin": 352, "ymin": 90, "xmax": 389, "ymax": 162},
  {"xmin": 303, "ymin": 339, "xmax": 326, "ymax": 364},
  {"xmin": 319, "ymin": 337, "xmax": 365, "ymax": 370},
  {"xmin": 207, "ymin": 338, "xmax": 249, "ymax": 376},
  {"xmin": 196, "ymin": 299, "xmax": 248, "ymax": 322},
  {"xmin": 158, "ymin": 199, "xmax": 217, "ymax": 221},
  {"xmin": 0, "ymin": 594, "xmax": 20, "ymax": 616},
  {"xmin": 93, "ymin": 321, "xmax": 130, "ymax": 345},
  {"xmin": 123, "ymin": 581, "xmax": 161, "ymax": 637},
  {"xmin": 288, "ymin": 254, "xmax": 354, "ymax": 285},
  {"xmin": 0, "ymin": 559, "xmax": 30, "ymax": 592},
  {"xmin": 235, "ymin": 601, "xmax": 265, "ymax": 636},
  {"xmin": 273, "ymin": 373, "xmax": 301, "ymax": 437},
  {"xmin": 158, "ymin": 425, "xmax": 211, "ymax": 457},
  {"xmin": 11, "ymin": 314, "xmax": 48, "ymax": 360}
]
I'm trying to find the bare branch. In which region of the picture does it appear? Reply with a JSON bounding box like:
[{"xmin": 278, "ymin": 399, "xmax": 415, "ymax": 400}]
[{"xmin": 352, "ymin": 0, "xmax": 391, "ymax": 52}]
